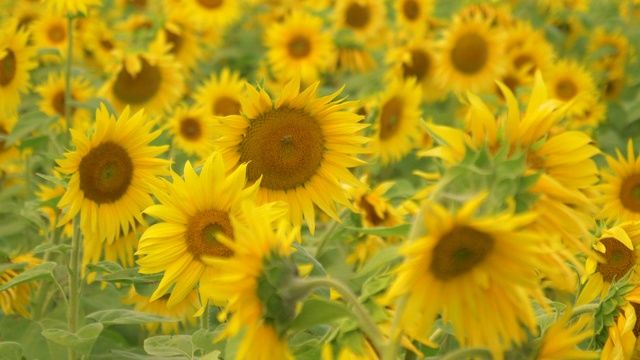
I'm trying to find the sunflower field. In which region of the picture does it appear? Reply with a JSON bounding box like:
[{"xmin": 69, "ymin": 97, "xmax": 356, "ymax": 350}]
[{"xmin": 1, "ymin": 0, "xmax": 640, "ymax": 359}]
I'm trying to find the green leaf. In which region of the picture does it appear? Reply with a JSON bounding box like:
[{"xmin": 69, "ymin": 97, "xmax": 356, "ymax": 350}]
[
  {"xmin": 191, "ymin": 328, "xmax": 222, "ymax": 354},
  {"xmin": 31, "ymin": 243, "xmax": 72, "ymax": 255},
  {"xmin": 85, "ymin": 261, "xmax": 124, "ymax": 275},
  {"xmin": 289, "ymin": 298, "xmax": 354, "ymax": 332},
  {"xmin": 18, "ymin": 135, "xmax": 49, "ymax": 152},
  {"xmin": 41, "ymin": 323, "xmax": 104, "ymax": 357},
  {"xmin": 344, "ymin": 224, "xmax": 410, "ymax": 237},
  {"xmin": 87, "ymin": 309, "xmax": 179, "ymax": 325},
  {"xmin": 4, "ymin": 111, "xmax": 57, "ymax": 145},
  {"xmin": 0, "ymin": 342, "xmax": 23, "ymax": 360},
  {"xmin": 36, "ymin": 173, "xmax": 68, "ymax": 189},
  {"xmin": 200, "ymin": 351, "xmax": 222, "ymax": 360},
  {"xmin": 351, "ymin": 245, "xmax": 400, "ymax": 281},
  {"xmin": 144, "ymin": 335, "xmax": 193, "ymax": 358},
  {"xmin": 0, "ymin": 262, "xmax": 56, "ymax": 291},
  {"xmin": 0, "ymin": 260, "xmax": 27, "ymax": 274}
]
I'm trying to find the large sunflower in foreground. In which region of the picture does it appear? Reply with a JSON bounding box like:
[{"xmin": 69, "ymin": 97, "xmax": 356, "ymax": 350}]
[
  {"xmin": 214, "ymin": 77, "xmax": 369, "ymax": 234},
  {"xmin": 0, "ymin": 20, "xmax": 37, "ymax": 117},
  {"xmin": 264, "ymin": 10, "xmax": 335, "ymax": 85},
  {"xmin": 136, "ymin": 153, "xmax": 287, "ymax": 307},
  {"xmin": 598, "ymin": 139, "xmax": 640, "ymax": 223},
  {"xmin": 384, "ymin": 195, "xmax": 573, "ymax": 359},
  {"xmin": 56, "ymin": 104, "xmax": 170, "ymax": 245}
]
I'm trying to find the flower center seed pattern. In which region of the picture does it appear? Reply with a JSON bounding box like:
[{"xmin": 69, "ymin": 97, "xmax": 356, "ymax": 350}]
[
  {"xmin": 430, "ymin": 226, "xmax": 495, "ymax": 280},
  {"xmin": 78, "ymin": 141, "xmax": 134, "ymax": 204},
  {"xmin": 186, "ymin": 209, "xmax": 234, "ymax": 259},
  {"xmin": 345, "ymin": 3, "xmax": 370, "ymax": 29},
  {"xmin": 402, "ymin": 49, "xmax": 430, "ymax": 81},
  {"xmin": 451, "ymin": 33, "xmax": 489, "ymax": 74},
  {"xmin": 619, "ymin": 174, "xmax": 640, "ymax": 213},
  {"xmin": 112, "ymin": 57, "xmax": 162, "ymax": 105},
  {"xmin": 0, "ymin": 51, "xmax": 17, "ymax": 86},
  {"xmin": 180, "ymin": 117, "xmax": 202, "ymax": 141},
  {"xmin": 597, "ymin": 237, "xmax": 637, "ymax": 282},
  {"xmin": 379, "ymin": 97, "xmax": 404, "ymax": 140}
]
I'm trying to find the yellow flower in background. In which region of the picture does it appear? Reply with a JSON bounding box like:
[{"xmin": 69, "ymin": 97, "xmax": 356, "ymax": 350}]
[
  {"xmin": 36, "ymin": 72, "xmax": 95, "ymax": 133},
  {"xmin": 215, "ymin": 76, "xmax": 369, "ymax": 234},
  {"xmin": 332, "ymin": 0, "xmax": 386, "ymax": 42},
  {"xmin": 264, "ymin": 10, "xmax": 335, "ymax": 85},
  {"xmin": 588, "ymin": 27, "xmax": 630, "ymax": 72},
  {"xmin": 385, "ymin": 195, "xmax": 573, "ymax": 359},
  {"xmin": 598, "ymin": 140, "xmax": 640, "ymax": 223},
  {"xmin": 0, "ymin": 254, "xmax": 42, "ymax": 317},
  {"xmin": 436, "ymin": 13, "xmax": 506, "ymax": 93},
  {"xmin": 82, "ymin": 222, "xmax": 142, "ymax": 284},
  {"xmin": 156, "ymin": 13, "xmax": 203, "ymax": 76},
  {"xmin": 534, "ymin": 310, "xmax": 599, "ymax": 360},
  {"xmin": 394, "ymin": 0, "xmax": 434, "ymax": 38},
  {"xmin": 79, "ymin": 18, "xmax": 120, "ymax": 71},
  {"xmin": 56, "ymin": 104, "xmax": 170, "ymax": 245},
  {"xmin": 544, "ymin": 59, "xmax": 598, "ymax": 117},
  {"xmin": 136, "ymin": 153, "xmax": 287, "ymax": 307},
  {"xmin": 368, "ymin": 77, "xmax": 422, "ymax": 166},
  {"xmin": 44, "ymin": 0, "xmax": 102, "ymax": 15},
  {"xmin": 166, "ymin": 104, "xmax": 217, "ymax": 159},
  {"xmin": 31, "ymin": 13, "xmax": 77, "ymax": 64},
  {"xmin": 193, "ymin": 67, "xmax": 246, "ymax": 117},
  {"xmin": 0, "ymin": 115, "xmax": 20, "ymax": 167},
  {"xmin": 122, "ymin": 288, "xmax": 200, "ymax": 335},
  {"xmin": 0, "ymin": 19, "xmax": 37, "ymax": 117},
  {"xmin": 182, "ymin": 0, "xmax": 241, "ymax": 31}
]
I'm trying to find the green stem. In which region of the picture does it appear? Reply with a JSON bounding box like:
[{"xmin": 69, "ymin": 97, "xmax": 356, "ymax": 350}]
[
  {"xmin": 33, "ymin": 226, "xmax": 64, "ymax": 320},
  {"xmin": 297, "ymin": 277, "xmax": 386, "ymax": 357},
  {"xmin": 68, "ymin": 215, "xmax": 82, "ymax": 360},
  {"xmin": 314, "ymin": 209, "xmax": 346, "ymax": 257},
  {"xmin": 382, "ymin": 295, "xmax": 407, "ymax": 360},
  {"xmin": 426, "ymin": 348, "xmax": 492, "ymax": 360},
  {"xmin": 64, "ymin": 14, "xmax": 74, "ymax": 136},
  {"xmin": 201, "ymin": 302, "xmax": 210, "ymax": 330},
  {"xmin": 571, "ymin": 303, "xmax": 599, "ymax": 318}
]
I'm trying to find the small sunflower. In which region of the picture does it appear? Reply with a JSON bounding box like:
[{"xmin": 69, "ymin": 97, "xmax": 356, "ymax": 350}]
[
  {"xmin": 100, "ymin": 47, "xmax": 185, "ymax": 117},
  {"xmin": 136, "ymin": 153, "xmax": 287, "ymax": 307},
  {"xmin": 368, "ymin": 77, "xmax": 422, "ymax": 166},
  {"xmin": 588, "ymin": 27, "xmax": 630, "ymax": 72},
  {"xmin": 436, "ymin": 14, "xmax": 506, "ymax": 93},
  {"xmin": 182, "ymin": 0, "xmax": 241, "ymax": 31},
  {"xmin": 45, "ymin": 0, "xmax": 102, "ymax": 15},
  {"xmin": 193, "ymin": 68, "xmax": 246, "ymax": 118},
  {"xmin": 332, "ymin": 0, "xmax": 386, "ymax": 42},
  {"xmin": 31, "ymin": 13, "xmax": 77, "ymax": 63},
  {"xmin": 122, "ymin": 288, "xmax": 200, "ymax": 335},
  {"xmin": 80, "ymin": 19, "xmax": 120, "ymax": 71},
  {"xmin": 166, "ymin": 104, "xmax": 217, "ymax": 159},
  {"xmin": 333, "ymin": 44, "xmax": 377, "ymax": 74},
  {"xmin": 155, "ymin": 14, "xmax": 203, "ymax": 76},
  {"xmin": 598, "ymin": 140, "xmax": 640, "ymax": 223},
  {"xmin": 0, "ymin": 19, "xmax": 37, "ymax": 117},
  {"xmin": 214, "ymin": 77, "xmax": 369, "ymax": 234},
  {"xmin": 56, "ymin": 104, "xmax": 170, "ymax": 245},
  {"xmin": 386, "ymin": 37, "xmax": 444, "ymax": 102},
  {"xmin": 264, "ymin": 10, "xmax": 335, "ymax": 85},
  {"xmin": 544, "ymin": 59, "xmax": 598, "ymax": 117},
  {"xmin": 36, "ymin": 72, "xmax": 95, "ymax": 133},
  {"xmin": 0, "ymin": 116, "xmax": 20, "ymax": 167},
  {"xmin": 0, "ymin": 254, "xmax": 42, "ymax": 317},
  {"xmin": 394, "ymin": 0, "xmax": 434, "ymax": 38}
]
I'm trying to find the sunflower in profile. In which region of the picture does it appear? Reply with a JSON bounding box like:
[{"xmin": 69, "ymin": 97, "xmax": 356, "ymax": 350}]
[
  {"xmin": 598, "ymin": 139, "xmax": 640, "ymax": 223},
  {"xmin": 36, "ymin": 72, "xmax": 95, "ymax": 133},
  {"xmin": 193, "ymin": 68, "xmax": 246, "ymax": 118},
  {"xmin": 56, "ymin": 104, "xmax": 170, "ymax": 245},
  {"xmin": 534, "ymin": 311, "xmax": 599, "ymax": 360},
  {"xmin": 136, "ymin": 153, "xmax": 287, "ymax": 307},
  {"xmin": 100, "ymin": 46, "xmax": 185, "ymax": 117},
  {"xmin": 0, "ymin": 253, "xmax": 42, "ymax": 317},
  {"xmin": 368, "ymin": 77, "xmax": 422, "ymax": 166},
  {"xmin": 214, "ymin": 77, "xmax": 369, "ymax": 234},
  {"xmin": 264, "ymin": 10, "xmax": 335, "ymax": 85},
  {"xmin": 394, "ymin": 0, "xmax": 434, "ymax": 38},
  {"xmin": 122, "ymin": 288, "xmax": 200, "ymax": 335},
  {"xmin": 182, "ymin": 0, "xmax": 240, "ymax": 31},
  {"xmin": 166, "ymin": 104, "xmax": 217, "ymax": 159},
  {"xmin": 435, "ymin": 13, "xmax": 506, "ymax": 93},
  {"xmin": 384, "ymin": 194, "xmax": 573, "ymax": 358},
  {"xmin": 0, "ymin": 19, "xmax": 37, "ymax": 117},
  {"xmin": 332, "ymin": 0, "xmax": 386, "ymax": 42},
  {"xmin": 544, "ymin": 59, "xmax": 597, "ymax": 117}
]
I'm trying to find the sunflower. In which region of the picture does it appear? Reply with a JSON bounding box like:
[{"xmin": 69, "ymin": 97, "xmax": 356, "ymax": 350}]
[
  {"xmin": 368, "ymin": 77, "xmax": 422, "ymax": 166},
  {"xmin": 182, "ymin": 0, "xmax": 241, "ymax": 31},
  {"xmin": 56, "ymin": 104, "xmax": 170, "ymax": 245},
  {"xmin": 598, "ymin": 140, "xmax": 640, "ymax": 223},
  {"xmin": 568, "ymin": 99, "xmax": 606, "ymax": 132},
  {"xmin": 602, "ymin": 70, "xmax": 627, "ymax": 102},
  {"xmin": 333, "ymin": 44, "xmax": 377, "ymax": 74},
  {"xmin": 588, "ymin": 28, "xmax": 630, "ymax": 72},
  {"xmin": 384, "ymin": 194, "xmax": 573, "ymax": 358},
  {"xmin": 79, "ymin": 19, "xmax": 120, "ymax": 71},
  {"xmin": 36, "ymin": 72, "xmax": 95, "ymax": 133},
  {"xmin": 45, "ymin": 0, "xmax": 101, "ymax": 15},
  {"xmin": 534, "ymin": 311, "xmax": 599, "ymax": 360},
  {"xmin": 122, "ymin": 287, "xmax": 200, "ymax": 335},
  {"xmin": 136, "ymin": 153, "xmax": 287, "ymax": 307},
  {"xmin": 264, "ymin": 10, "xmax": 335, "ymax": 85},
  {"xmin": 214, "ymin": 76, "xmax": 369, "ymax": 234},
  {"xmin": 544, "ymin": 59, "xmax": 598, "ymax": 117},
  {"xmin": 201, "ymin": 202, "xmax": 297, "ymax": 360},
  {"xmin": 155, "ymin": 14, "xmax": 203, "ymax": 76},
  {"xmin": 193, "ymin": 68, "xmax": 246, "ymax": 118},
  {"xmin": 0, "ymin": 19, "xmax": 37, "ymax": 117},
  {"xmin": 0, "ymin": 254, "xmax": 42, "ymax": 317},
  {"xmin": 0, "ymin": 116, "xmax": 20, "ymax": 167},
  {"xmin": 31, "ymin": 14, "xmax": 77, "ymax": 63},
  {"xmin": 332, "ymin": 0, "xmax": 386, "ymax": 42},
  {"xmin": 394, "ymin": 0, "xmax": 434, "ymax": 38},
  {"xmin": 601, "ymin": 286, "xmax": 640, "ymax": 359},
  {"xmin": 435, "ymin": 13, "xmax": 506, "ymax": 93},
  {"xmin": 505, "ymin": 27, "xmax": 555, "ymax": 79},
  {"xmin": 99, "ymin": 47, "xmax": 185, "ymax": 117},
  {"xmin": 166, "ymin": 104, "xmax": 217, "ymax": 159}
]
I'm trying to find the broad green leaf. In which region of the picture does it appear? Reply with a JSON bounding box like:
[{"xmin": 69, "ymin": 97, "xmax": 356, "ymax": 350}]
[
  {"xmin": 36, "ymin": 173, "xmax": 68, "ymax": 189},
  {"xmin": 0, "ymin": 260, "xmax": 27, "ymax": 274},
  {"xmin": 31, "ymin": 243, "xmax": 72, "ymax": 255},
  {"xmin": 200, "ymin": 350, "xmax": 222, "ymax": 360},
  {"xmin": 109, "ymin": 350, "xmax": 176, "ymax": 359},
  {"xmin": 85, "ymin": 261, "xmax": 124, "ymax": 275},
  {"xmin": 344, "ymin": 224, "xmax": 411, "ymax": 237},
  {"xmin": 87, "ymin": 309, "xmax": 179, "ymax": 325},
  {"xmin": 191, "ymin": 328, "xmax": 222, "ymax": 354},
  {"xmin": 289, "ymin": 298, "xmax": 354, "ymax": 332},
  {"xmin": 4, "ymin": 111, "xmax": 57, "ymax": 145},
  {"xmin": 351, "ymin": 245, "xmax": 400, "ymax": 281},
  {"xmin": 0, "ymin": 262, "xmax": 57, "ymax": 291},
  {"xmin": 41, "ymin": 323, "xmax": 104, "ymax": 357},
  {"xmin": 144, "ymin": 335, "xmax": 193, "ymax": 358},
  {"xmin": 0, "ymin": 317, "xmax": 63, "ymax": 360},
  {"xmin": 0, "ymin": 341, "xmax": 22, "ymax": 360}
]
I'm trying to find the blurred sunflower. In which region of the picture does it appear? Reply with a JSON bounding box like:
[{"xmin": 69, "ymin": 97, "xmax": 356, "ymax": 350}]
[
  {"xmin": 0, "ymin": 253, "xmax": 42, "ymax": 317},
  {"xmin": 193, "ymin": 68, "xmax": 245, "ymax": 117},
  {"xmin": 368, "ymin": 77, "xmax": 422, "ymax": 166},
  {"xmin": 384, "ymin": 194, "xmax": 572, "ymax": 358},
  {"xmin": 436, "ymin": 14, "xmax": 506, "ymax": 93},
  {"xmin": 333, "ymin": 43, "xmax": 377, "ymax": 74},
  {"xmin": 0, "ymin": 19, "xmax": 37, "ymax": 117},
  {"xmin": 166, "ymin": 104, "xmax": 217, "ymax": 159},
  {"xmin": 394, "ymin": 0, "xmax": 434, "ymax": 38},
  {"xmin": 265, "ymin": 10, "xmax": 335, "ymax": 85},
  {"xmin": 56, "ymin": 104, "xmax": 170, "ymax": 245},
  {"xmin": 544, "ymin": 59, "xmax": 597, "ymax": 117},
  {"xmin": 386, "ymin": 38, "xmax": 444, "ymax": 102},
  {"xmin": 80, "ymin": 19, "xmax": 120, "ymax": 71},
  {"xmin": 156, "ymin": 14, "xmax": 202, "ymax": 76},
  {"xmin": 136, "ymin": 153, "xmax": 287, "ymax": 307},
  {"xmin": 122, "ymin": 288, "xmax": 200, "ymax": 335},
  {"xmin": 31, "ymin": 13, "xmax": 76, "ymax": 63},
  {"xmin": 214, "ymin": 77, "xmax": 369, "ymax": 234},
  {"xmin": 598, "ymin": 139, "xmax": 640, "ymax": 223},
  {"xmin": 0, "ymin": 116, "xmax": 20, "ymax": 166},
  {"xmin": 588, "ymin": 28, "xmax": 629, "ymax": 72},
  {"xmin": 602, "ymin": 70, "xmax": 626, "ymax": 102},
  {"xmin": 534, "ymin": 311, "xmax": 599, "ymax": 360},
  {"xmin": 601, "ymin": 286, "xmax": 640, "ymax": 359},
  {"xmin": 333, "ymin": 0, "xmax": 386, "ymax": 42},
  {"xmin": 45, "ymin": 0, "xmax": 102, "ymax": 15},
  {"xmin": 505, "ymin": 25, "xmax": 555, "ymax": 79},
  {"xmin": 182, "ymin": 0, "xmax": 241, "ymax": 31},
  {"xmin": 36, "ymin": 72, "xmax": 95, "ymax": 133}
]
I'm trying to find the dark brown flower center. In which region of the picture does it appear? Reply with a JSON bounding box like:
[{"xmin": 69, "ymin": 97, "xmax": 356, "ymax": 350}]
[
  {"xmin": 99, "ymin": 39, "xmax": 115, "ymax": 51},
  {"xmin": 197, "ymin": 0, "xmax": 223, "ymax": 9},
  {"xmin": 620, "ymin": 174, "xmax": 640, "ymax": 213},
  {"xmin": 0, "ymin": 51, "xmax": 17, "ymax": 87},
  {"xmin": 632, "ymin": 302, "xmax": 640, "ymax": 337},
  {"xmin": 164, "ymin": 28, "xmax": 183, "ymax": 55},
  {"xmin": 47, "ymin": 23, "xmax": 67, "ymax": 44},
  {"xmin": 450, "ymin": 33, "xmax": 489, "ymax": 75},
  {"xmin": 513, "ymin": 54, "xmax": 535, "ymax": 75},
  {"xmin": 596, "ymin": 237, "xmax": 636, "ymax": 282},
  {"xmin": 0, "ymin": 125, "xmax": 7, "ymax": 151},
  {"xmin": 430, "ymin": 225, "xmax": 495, "ymax": 280},
  {"xmin": 186, "ymin": 209, "xmax": 234, "ymax": 259},
  {"xmin": 555, "ymin": 79, "xmax": 578, "ymax": 101},
  {"xmin": 79, "ymin": 141, "xmax": 134, "ymax": 204},
  {"xmin": 180, "ymin": 117, "xmax": 202, "ymax": 141},
  {"xmin": 112, "ymin": 57, "xmax": 162, "ymax": 105},
  {"xmin": 358, "ymin": 195, "xmax": 386, "ymax": 227},
  {"xmin": 345, "ymin": 2, "xmax": 370, "ymax": 29},
  {"xmin": 52, "ymin": 90, "xmax": 76, "ymax": 118},
  {"xmin": 239, "ymin": 107, "xmax": 325, "ymax": 190},
  {"xmin": 213, "ymin": 96, "xmax": 241, "ymax": 116},
  {"xmin": 402, "ymin": 49, "xmax": 430, "ymax": 81},
  {"xmin": 402, "ymin": 0, "xmax": 420, "ymax": 21},
  {"xmin": 379, "ymin": 97, "xmax": 404, "ymax": 140},
  {"xmin": 287, "ymin": 36, "xmax": 311, "ymax": 59}
]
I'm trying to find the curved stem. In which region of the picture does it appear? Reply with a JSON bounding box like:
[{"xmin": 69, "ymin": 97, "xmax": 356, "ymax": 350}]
[
  {"xmin": 571, "ymin": 303, "xmax": 599, "ymax": 318},
  {"xmin": 314, "ymin": 209, "xmax": 346, "ymax": 257}
]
